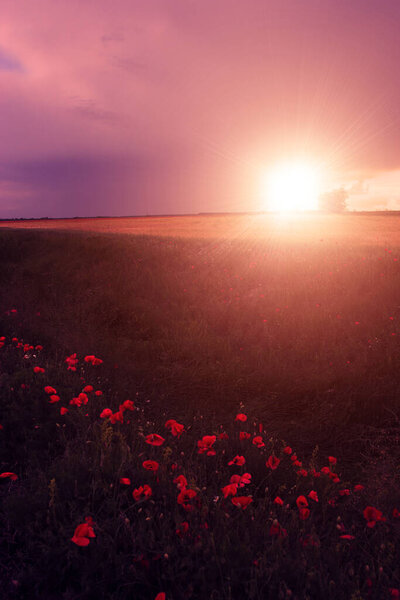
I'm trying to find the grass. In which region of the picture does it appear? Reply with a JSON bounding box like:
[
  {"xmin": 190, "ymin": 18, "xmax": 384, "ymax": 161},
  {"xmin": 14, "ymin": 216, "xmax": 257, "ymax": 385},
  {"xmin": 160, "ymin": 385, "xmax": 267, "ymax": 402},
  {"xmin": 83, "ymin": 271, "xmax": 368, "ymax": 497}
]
[{"xmin": 0, "ymin": 215, "xmax": 400, "ymax": 598}]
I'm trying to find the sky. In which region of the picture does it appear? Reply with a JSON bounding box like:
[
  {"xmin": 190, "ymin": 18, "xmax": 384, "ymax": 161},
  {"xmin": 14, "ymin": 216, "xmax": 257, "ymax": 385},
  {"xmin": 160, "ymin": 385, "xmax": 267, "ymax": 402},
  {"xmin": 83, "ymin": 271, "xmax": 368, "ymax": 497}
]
[{"xmin": 1, "ymin": 0, "xmax": 400, "ymax": 218}]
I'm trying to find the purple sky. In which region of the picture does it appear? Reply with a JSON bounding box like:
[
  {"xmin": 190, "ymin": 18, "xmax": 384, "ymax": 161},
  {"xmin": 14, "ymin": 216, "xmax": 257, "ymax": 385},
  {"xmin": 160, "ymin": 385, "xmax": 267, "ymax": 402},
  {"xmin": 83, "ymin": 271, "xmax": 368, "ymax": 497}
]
[{"xmin": 1, "ymin": 0, "xmax": 400, "ymax": 217}]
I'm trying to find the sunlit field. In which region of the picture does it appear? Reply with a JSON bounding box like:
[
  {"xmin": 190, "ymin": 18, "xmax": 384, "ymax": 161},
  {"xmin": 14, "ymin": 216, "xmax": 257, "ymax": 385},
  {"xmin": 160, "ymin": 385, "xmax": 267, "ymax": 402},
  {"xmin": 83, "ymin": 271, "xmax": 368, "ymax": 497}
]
[{"xmin": 1, "ymin": 213, "xmax": 400, "ymax": 599}]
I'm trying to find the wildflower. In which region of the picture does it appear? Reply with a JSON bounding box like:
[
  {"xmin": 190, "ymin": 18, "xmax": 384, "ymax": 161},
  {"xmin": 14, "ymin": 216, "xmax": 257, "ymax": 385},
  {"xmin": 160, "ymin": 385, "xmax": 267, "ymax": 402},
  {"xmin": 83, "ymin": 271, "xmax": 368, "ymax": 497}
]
[
  {"xmin": 155, "ymin": 594, "xmax": 166, "ymax": 600},
  {"xmin": 49, "ymin": 395, "xmax": 60, "ymax": 404},
  {"xmin": 33, "ymin": 366, "xmax": 45, "ymax": 374},
  {"xmin": 328, "ymin": 456, "xmax": 337, "ymax": 465},
  {"xmin": 235, "ymin": 413, "xmax": 247, "ymax": 422},
  {"xmin": 274, "ymin": 496, "xmax": 284, "ymax": 506},
  {"xmin": 173, "ymin": 475, "xmax": 188, "ymax": 489},
  {"xmin": 239, "ymin": 431, "xmax": 251, "ymax": 440},
  {"xmin": 252, "ymin": 436, "xmax": 265, "ymax": 448},
  {"xmin": 393, "ymin": 508, "xmax": 400, "ymax": 518},
  {"xmin": 231, "ymin": 496, "xmax": 253, "ymax": 509},
  {"xmin": 95, "ymin": 390, "xmax": 103, "ymax": 396},
  {"xmin": 71, "ymin": 519, "xmax": 96, "ymax": 546},
  {"xmin": 283, "ymin": 446, "xmax": 292, "ymax": 455},
  {"xmin": 218, "ymin": 431, "xmax": 229, "ymax": 440},
  {"xmin": 109, "ymin": 410, "xmax": 124, "ymax": 424},
  {"xmin": 133, "ymin": 485, "xmax": 152, "ymax": 500},
  {"xmin": 60, "ymin": 407, "xmax": 68, "ymax": 415},
  {"xmin": 165, "ymin": 419, "xmax": 185, "ymax": 437},
  {"xmin": 299, "ymin": 508, "xmax": 310, "ymax": 520},
  {"xmin": 197, "ymin": 435, "xmax": 216, "ymax": 455},
  {"xmin": 176, "ymin": 521, "xmax": 189, "ymax": 538},
  {"xmin": 82, "ymin": 385, "xmax": 93, "ymax": 393},
  {"xmin": 340, "ymin": 534, "xmax": 355, "ymax": 540},
  {"xmin": 143, "ymin": 460, "xmax": 159, "ymax": 472},
  {"xmin": 222, "ymin": 483, "xmax": 238, "ymax": 498},
  {"xmin": 308, "ymin": 491, "xmax": 319, "ymax": 503},
  {"xmin": 84, "ymin": 355, "xmax": 103, "ymax": 365},
  {"xmin": 298, "ymin": 468, "xmax": 308, "ymax": 477},
  {"xmin": 120, "ymin": 478, "xmax": 131, "ymax": 485},
  {"xmin": 354, "ymin": 484, "xmax": 364, "ymax": 492},
  {"xmin": 339, "ymin": 489, "xmax": 350, "ymax": 496},
  {"xmin": 120, "ymin": 399, "xmax": 134, "ymax": 411},
  {"xmin": 145, "ymin": 434, "xmax": 165, "ymax": 446},
  {"xmin": 0, "ymin": 472, "xmax": 18, "ymax": 481},
  {"xmin": 100, "ymin": 408, "xmax": 112, "ymax": 419},
  {"xmin": 228, "ymin": 455, "xmax": 246, "ymax": 466},
  {"xmin": 266, "ymin": 455, "xmax": 280, "ymax": 470},
  {"xmin": 363, "ymin": 506, "xmax": 385, "ymax": 528},
  {"xmin": 296, "ymin": 495, "xmax": 309, "ymax": 508},
  {"xmin": 177, "ymin": 488, "xmax": 197, "ymax": 507},
  {"xmin": 44, "ymin": 386, "xmax": 57, "ymax": 395},
  {"xmin": 269, "ymin": 519, "xmax": 287, "ymax": 537}
]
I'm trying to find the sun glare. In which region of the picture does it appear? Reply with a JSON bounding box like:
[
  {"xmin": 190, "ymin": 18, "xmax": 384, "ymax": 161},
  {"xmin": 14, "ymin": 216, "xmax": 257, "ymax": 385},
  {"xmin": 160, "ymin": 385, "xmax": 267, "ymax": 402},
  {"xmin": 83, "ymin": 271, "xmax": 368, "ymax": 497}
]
[{"xmin": 261, "ymin": 162, "xmax": 320, "ymax": 212}]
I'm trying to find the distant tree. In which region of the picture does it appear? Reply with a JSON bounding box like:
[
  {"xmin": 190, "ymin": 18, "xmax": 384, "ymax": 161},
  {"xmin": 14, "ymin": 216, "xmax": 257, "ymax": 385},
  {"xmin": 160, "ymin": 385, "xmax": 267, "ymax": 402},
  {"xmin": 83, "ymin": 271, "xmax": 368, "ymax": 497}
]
[{"xmin": 318, "ymin": 188, "xmax": 348, "ymax": 213}]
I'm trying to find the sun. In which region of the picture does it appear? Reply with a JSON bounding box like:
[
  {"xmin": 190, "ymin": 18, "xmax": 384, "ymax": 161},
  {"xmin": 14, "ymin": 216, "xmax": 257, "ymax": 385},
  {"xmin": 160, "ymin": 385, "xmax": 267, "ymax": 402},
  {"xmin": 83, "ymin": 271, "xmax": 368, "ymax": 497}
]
[{"xmin": 261, "ymin": 162, "xmax": 321, "ymax": 212}]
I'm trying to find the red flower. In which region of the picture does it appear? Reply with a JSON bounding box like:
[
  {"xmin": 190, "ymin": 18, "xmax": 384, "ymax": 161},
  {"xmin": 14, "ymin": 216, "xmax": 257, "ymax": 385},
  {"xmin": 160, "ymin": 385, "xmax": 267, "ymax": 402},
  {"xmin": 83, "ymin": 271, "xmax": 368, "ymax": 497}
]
[
  {"xmin": 120, "ymin": 478, "xmax": 131, "ymax": 485},
  {"xmin": 84, "ymin": 355, "xmax": 103, "ymax": 365},
  {"xmin": 269, "ymin": 519, "xmax": 287, "ymax": 537},
  {"xmin": 143, "ymin": 460, "xmax": 159, "ymax": 472},
  {"xmin": 33, "ymin": 366, "xmax": 45, "ymax": 374},
  {"xmin": 109, "ymin": 410, "xmax": 124, "ymax": 424},
  {"xmin": 266, "ymin": 455, "xmax": 280, "ymax": 470},
  {"xmin": 283, "ymin": 446, "xmax": 292, "ymax": 455},
  {"xmin": 60, "ymin": 407, "xmax": 68, "ymax": 415},
  {"xmin": 298, "ymin": 507, "xmax": 310, "ymax": 520},
  {"xmin": 95, "ymin": 390, "xmax": 103, "ymax": 396},
  {"xmin": 173, "ymin": 475, "xmax": 188, "ymax": 489},
  {"xmin": 274, "ymin": 496, "xmax": 284, "ymax": 506},
  {"xmin": 100, "ymin": 408, "xmax": 112, "ymax": 418},
  {"xmin": 222, "ymin": 483, "xmax": 238, "ymax": 498},
  {"xmin": 230, "ymin": 472, "xmax": 252, "ymax": 487},
  {"xmin": 308, "ymin": 491, "xmax": 319, "ymax": 502},
  {"xmin": 340, "ymin": 534, "xmax": 355, "ymax": 540},
  {"xmin": 44, "ymin": 386, "xmax": 57, "ymax": 395},
  {"xmin": 165, "ymin": 419, "xmax": 185, "ymax": 437},
  {"xmin": 235, "ymin": 413, "xmax": 247, "ymax": 422},
  {"xmin": 120, "ymin": 399, "xmax": 135, "ymax": 411},
  {"xmin": 354, "ymin": 484, "xmax": 364, "ymax": 492},
  {"xmin": 228, "ymin": 455, "xmax": 246, "ymax": 466},
  {"xmin": 339, "ymin": 489, "xmax": 350, "ymax": 496},
  {"xmin": 176, "ymin": 521, "xmax": 189, "ymax": 538},
  {"xmin": 296, "ymin": 495, "xmax": 308, "ymax": 508},
  {"xmin": 197, "ymin": 435, "xmax": 217, "ymax": 455},
  {"xmin": 82, "ymin": 385, "xmax": 93, "ymax": 393},
  {"xmin": 0, "ymin": 472, "xmax": 18, "ymax": 481},
  {"xmin": 177, "ymin": 488, "xmax": 197, "ymax": 507},
  {"xmin": 328, "ymin": 456, "xmax": 337, "ymax": 465},
  {"xmin": 393, "ymin": 508, "xmax": 400, "ymax": 518},
  {"xmin": 239, "ymin": 431, "xmax": 251, "ymax": 440},
  {"xmin": 231, "ymin": 496, "xmax": 253, "ymax": 509},
  {"xmin": 218, "ymin": 431, "xmax": 229, "ymax": 440},
  {"xmin": 155, "ymin": 594, "xmax": 166, "ymax": 600},
  {"xmin": 133, "ymin": 485, "xmax": 152, "ymax": 500},
  {"xmin": 71, "ymin": 520, "xmax": 96, "ymax": 546},
  {"xmin": 252, "ymin": 436, "xmax": 265, "ymax": 448},
  {"xmin": 49, "ymin": 395, "xmax": 60, "ymax": 404},
  {"xmin": 363, "ymin": 506, "xmax": 385, "ymax": 527},
  {"xmin": 145, "ymin": 434, "xmax": 165, "ymax": 446}
]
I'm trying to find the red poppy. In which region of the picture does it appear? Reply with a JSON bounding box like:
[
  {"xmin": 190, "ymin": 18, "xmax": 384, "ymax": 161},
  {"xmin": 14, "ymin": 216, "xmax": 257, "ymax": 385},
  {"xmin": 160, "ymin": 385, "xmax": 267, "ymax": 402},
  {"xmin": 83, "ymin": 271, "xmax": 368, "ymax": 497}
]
[
  {"xmin": 354, "ymin": 484, "xmax": 364, "ymax": 492},
  {"xmin": 328, "ymin": 456, "xmax": 337, "ymax": 465},
  {"xmin": 235, "ymin": 413, "xmax": 247, "ymax": 422},
  {"xmin": 177, "ymin": 488, "xmax": 197, "ymax": 506},
  {"xmin": 283, "ymin": 446, "xmax": 292, "ymax": 455},
  {"xmin": 95, "ymin": 390, "xmax": 103, "ymax": 396},
  {"xmin": 176, "ymin": 521, "xmax": 189, "ymax": 538},
  {"xmin": 0, "ymin": 472, "xmax": 18, "ymax": 481},
  {"xmin": 33, "ymin": 366, "xmax": 45, "ymax": 374},
  {"xmin": 231, "ymin": 496, "xmax": 253, "ymax": 509},
  {"xmin": 44, "ymin": 386, "xmax": 57, "ymax": 395},
  {"xmin": 222, "ymin": 483, "xmax": 238, "ymax": 498},
  {"xmin": 239, "ymin": 431, "xmax": 251, "ymax": 440},
  {"xmin": 218, "ymin": 431, "xmax": 229, "ymax": 440},
  {"xmin": 109, "ymin": 410, "xmax": 124, "ymax": 424},
  {"xmin": 393, "ymin": 508, "xmax": 400, "ymax": 518},
  {"xmin": 340, "ymin": 534, "xmax": 355, "ymax": 540},
  {"xmin": 143, "ymin": 460, "xmax": 159, "ymax": 471},
  {"xmin": 228, "ymin": 455, "xmax": 246, "ymax": 466},
  {"xmin": 60, "ymin": 407, "xmax": 69, "ymax": 415},
  {"xmin": 155, "ymin": 594, "xmax": 166, "ymax": 600},
  {"xmin": 84, "ymin": 355, "xmax": 103, "ymax": 365},
  {"xmin": 296, "ymin": 495, "xmax": 308, "ymax": 508},
  {"xmin": 173, "ymin": 475, "xmax": 188, "ymax": 489},
  {"xmin": 165, "ymin": 419, "xmax": 185, "ymax": 438},
  {"xmin": 339, "ymin": 489, "xmax": 350, "ymax": 496},
  {"xmin": 363, "ymin": 506, "xmax": 385, "ymax": 527},
  {"xmin": 120, "ymin": 478, "xmax": 131, "ymax": 485},
  {"xmin": 145, "ymin": 434, "xmax": 165, "ymax": 446},
  {"xmin": 298, "ymin": 507, "xmax": 310, "ymax": 520},
  {"xmin": 120, "ymin": 399, "xmax": 135, "ymax": 411},
  {"xmin": 308, "ymin": 491, "xmax": 319, "ymax": 502},
  {"xmin": 133, "ymin": 485, "xmax": 152, "ymax": 500},
  {"xmin": 269, "ymin": 519, "xmax": 287, "ymax": 537},
  {"xmin": 49, "ymin": 395, "xmax": 60, "ymax": 404},
  {"xmin": 266, "ymin": 455, "xmax": 280, "ymax": 470},
  {"xmin": 100, "ymin": 408, "xmax": 112, "ymax": 419},
  {"xmin": 82, "ymin": 385, "xmax": 93, "ymax": 393},
  {"xmin": 197, "ymin": 435, "xmax": 217, "ymax": 455},
  {"xmin": 252, "ymin": 436, "xmax": 265, "ymax": 448},
  {"xmin": 274, "ymin": 496, "xmax": 284, "ymax": 506},
  {"xmin": 71, "ymin": 518, "xmax": 96, "ymax": 546}
]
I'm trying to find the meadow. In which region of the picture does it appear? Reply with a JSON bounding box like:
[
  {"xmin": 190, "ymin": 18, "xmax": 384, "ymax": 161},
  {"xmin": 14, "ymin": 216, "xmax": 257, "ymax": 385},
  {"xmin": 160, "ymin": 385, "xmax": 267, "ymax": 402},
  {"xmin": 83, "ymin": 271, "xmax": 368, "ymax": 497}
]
[{"xmin": 0, "ymin": 214, "xmax": 400, "ymax": 599}]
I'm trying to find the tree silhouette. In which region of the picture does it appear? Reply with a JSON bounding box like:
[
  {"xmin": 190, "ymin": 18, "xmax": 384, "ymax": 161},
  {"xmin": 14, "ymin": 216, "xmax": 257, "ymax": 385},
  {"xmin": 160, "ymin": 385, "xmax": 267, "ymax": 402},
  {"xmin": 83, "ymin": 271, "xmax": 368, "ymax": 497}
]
[{"xmin": 318, "ymin": 188, "xmax": 348, "ymax": 213}]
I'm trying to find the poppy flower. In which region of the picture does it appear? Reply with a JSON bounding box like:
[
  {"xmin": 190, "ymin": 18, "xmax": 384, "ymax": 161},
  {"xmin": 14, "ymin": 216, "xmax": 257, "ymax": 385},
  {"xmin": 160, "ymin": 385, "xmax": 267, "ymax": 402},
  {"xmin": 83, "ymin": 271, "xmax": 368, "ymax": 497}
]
[
  {"xmin": 110, "ymin": 410, "xmax": 124, "ymax": 424},
  {"xmin": 274, "ymin": 496, "xmax": 284, "ymax": 506},
  {"xmin": 173, "ymin": 475, "xmax": 188, "ymax": 489},
  {"xmin": 143, "ymin": 460, "xmax": 159, "ymax": 472},
  {"xmin": 33, "ymin": 366, "xmax": 45, "ymax": 374},
  {"xmin": 120, "ymin": 478, "xmax": 131, "ymax": 485},
  {"xmin": 231, "ymin": 496, "xmax": 253, "ymax": 509},
  {"xmin": 84, "ymin": 355, "xmax": 103, "ymax": 365},
  {"xmin": 231, "ymin": 472, "xmax": 251, "ymax": 487},
  {"xmin": 197, "ymin": 435, "xmax": 217, "ymax": 455},
  {"xmin": 340, "ymin": 534, "xmax": 355, "ymax": 540},
  {"xmin": 218, "ymin": 431, "xmax": 229, "ymax": 440},
  {"xmin": 354, "ymin": 484, "xmax": 364, "ymax": 492},
  {"xmin": 252, "ymin": 436, "xmax": 265, "ymax": 448},
  {"xmin": 120, "ymin": 399, "xmax": 135, "ymax": 411},
  {"xmin": 298, "ymin": 508, "xmax": 310, "ymax": 520},
  {"xmin": 269, "ymin": 519, "xmax": 287, "ymax": 537},
  {"xmin": 49, "ymin": 395, "xmax": 60, "ymax": 404},
  {"xmin": 100, "ymin": 408, "xmax": 112, "ymax": 419},
  {"xmin": 228, "ymin": 455, "xmax": 246, "ymax": 466},
  {"xmin": 0, "ymin": 472, "xmax": 18, "ymax": 481},
  {"xmin": 95, "ymin": 390, "xmax": 103, "ymax": 396},
  {"xmin": 133, "ymin": 485, "xmax": 152, "ymax": 500},
  {"xmin": 296, "ymin": 495, "xmax": 309, "ymax": 508},
  {"xmin": 235, "ymin": 413, "xmax": 247, "ymax": 422},
  {"xmin": 155, "ymin": 594, "xmax": 166, "ymax": 600},
  {"xmin": 145, "ymin": 434, "xmax": 165, "ymax": 446},
  {"xmin": 177, "ymin": 488, "xmax": 197, "ymax": 506},
  {"xmin": 165, "ymin": 419, "xmax": 185, "ymax": 438},
  {"xmin": 308, "ymin": 491, "xmax": 319, "ymax": 502},
  {"xmin": 283, "ymin": 446, "xmax": 292, "ymax": 455},
  {"xmin": 222, "ymin": 483, "xmax": 238, "ymax": 498},
  {"xmin": 393, "ymin": 508, "xmax": 400, "ymax": 518},
  {"xmin": 339, "ymin": 489, "xmax": 350, "ymax": 496},
  {"xmin": 60, "ymin": 407, "xmax": 68, "ymax": 415},
  {"xmin": 44, "ymin": 386, "xmax": 57, "ymax": 395},
  {"xmin": 363, "ymin": 506, "xmax": 385, "ymax": 527},
  {"xmin": 239, "ymin": 431, "xmax": 251, "ymax": 440},
  {"xmin": 328, "ymin": 456, "xmax": 337, "ymax": 465},
  {"xmin": 71, "ymin": 521, "xmax": 96, "ymax": 546},
  {"xmin": 82, "ymin": 385, "xmax": 93, "ymax": 393},
  {"xmin": 176, "ymin": 521, "xmax": 189, "ymax": 538},
  {"xmin": 266, "ymin": 455, "xmax": 280, "ymax": 470}
]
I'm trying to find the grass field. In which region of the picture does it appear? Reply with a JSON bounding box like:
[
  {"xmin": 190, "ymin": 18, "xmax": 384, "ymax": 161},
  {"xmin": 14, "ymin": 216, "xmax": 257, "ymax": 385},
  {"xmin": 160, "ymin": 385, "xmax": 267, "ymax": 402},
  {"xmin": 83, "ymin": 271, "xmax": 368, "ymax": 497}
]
[{"xmin": 1, "ymin": 213, "xmax": 400, "ymax": 599}]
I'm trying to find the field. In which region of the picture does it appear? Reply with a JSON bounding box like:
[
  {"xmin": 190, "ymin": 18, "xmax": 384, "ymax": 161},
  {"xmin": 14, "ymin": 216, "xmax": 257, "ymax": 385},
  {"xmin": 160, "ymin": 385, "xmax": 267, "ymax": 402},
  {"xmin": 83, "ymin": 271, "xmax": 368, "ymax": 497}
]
[{"xmin": 1, "ymin": 213, "xmax": 400, "ymax": 599}]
